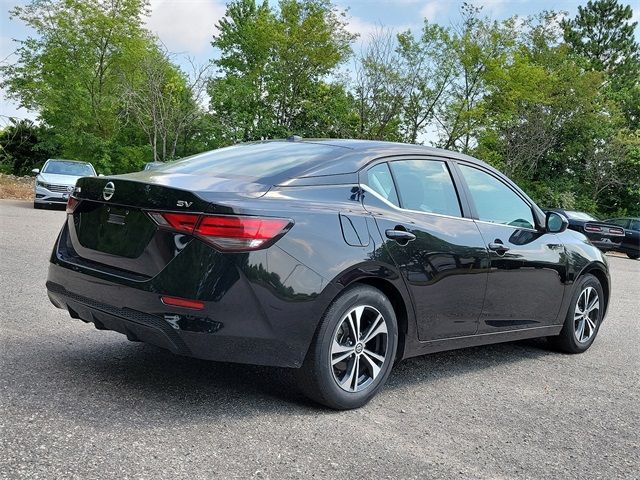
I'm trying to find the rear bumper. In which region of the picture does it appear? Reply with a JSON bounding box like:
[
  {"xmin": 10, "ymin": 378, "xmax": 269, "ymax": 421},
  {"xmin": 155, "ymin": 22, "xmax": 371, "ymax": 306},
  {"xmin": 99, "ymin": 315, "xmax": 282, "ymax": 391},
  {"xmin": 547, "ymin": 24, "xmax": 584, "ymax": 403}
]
[
  {"xmin": 46, "ymin": 225, "xmax": 334, "ymax": 368},
  {"xmin": 46, "ymin": 279, "xmax": 298, "ymax": 366}
]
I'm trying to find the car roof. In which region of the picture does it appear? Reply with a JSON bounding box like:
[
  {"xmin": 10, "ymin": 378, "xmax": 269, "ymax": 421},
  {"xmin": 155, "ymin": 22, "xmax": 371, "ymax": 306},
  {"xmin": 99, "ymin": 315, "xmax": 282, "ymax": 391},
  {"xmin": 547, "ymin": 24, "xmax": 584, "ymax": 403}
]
[{"xmin": 253, "ymin": 138, "xmax": 489, "ymax": 179}]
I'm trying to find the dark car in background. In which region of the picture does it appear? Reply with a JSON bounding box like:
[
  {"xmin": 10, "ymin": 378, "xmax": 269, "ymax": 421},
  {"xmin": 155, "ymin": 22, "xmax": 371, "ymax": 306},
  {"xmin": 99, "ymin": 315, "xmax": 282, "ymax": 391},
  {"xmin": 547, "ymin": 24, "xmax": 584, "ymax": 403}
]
[
  {"xmin": 546, "ymin": 208, "xmax": 625, "ymax": 252},
  {"xmin": 604, "ymin": 217, "xmax": 640, "ymax": 259},
  {"xmin": 46, "ymin": 139, "xmax": 611, "ymax": 409}
]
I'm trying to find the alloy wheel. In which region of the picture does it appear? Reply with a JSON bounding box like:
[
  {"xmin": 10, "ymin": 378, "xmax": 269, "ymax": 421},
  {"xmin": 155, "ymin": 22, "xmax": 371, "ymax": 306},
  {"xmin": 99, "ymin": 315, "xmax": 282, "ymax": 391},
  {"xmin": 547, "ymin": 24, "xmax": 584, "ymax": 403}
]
[
  {"xmin": 574, "ymin": 286, "xmax": 599, "ymax": 343},
  {"xmin": 330, "ymin": 305, "xmax": 389, "ymax": 392}
]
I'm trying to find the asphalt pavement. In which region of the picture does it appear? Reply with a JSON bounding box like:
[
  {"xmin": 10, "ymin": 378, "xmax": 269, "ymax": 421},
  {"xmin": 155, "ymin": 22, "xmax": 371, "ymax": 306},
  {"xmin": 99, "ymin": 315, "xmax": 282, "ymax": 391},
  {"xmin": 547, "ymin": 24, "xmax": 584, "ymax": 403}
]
[{"xmin": 1, "ymin": 199, "xmax": 638, "ymax": 479}]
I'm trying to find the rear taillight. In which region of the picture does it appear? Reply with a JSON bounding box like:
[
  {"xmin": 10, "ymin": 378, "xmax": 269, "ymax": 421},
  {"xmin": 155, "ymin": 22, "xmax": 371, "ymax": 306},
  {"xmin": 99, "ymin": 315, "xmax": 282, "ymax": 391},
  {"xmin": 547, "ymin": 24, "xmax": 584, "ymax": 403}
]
[
  {"xmin": 148, "ymin": 212, "xmax": 292, "ymax": 251},
  {"xmin": 607, "ymin": 226, "xmax": 624, "ymax": 236},
  {"xmin": 161, "ymin": 296, "xmax": 205, "ymax": 310},
  {"xmin": 584, "ymin": 224, "xmax": 602, "ymax": 233},
  {"xmin": 66, "ymin": 196, "xmax": 80, "ymax": 214}
]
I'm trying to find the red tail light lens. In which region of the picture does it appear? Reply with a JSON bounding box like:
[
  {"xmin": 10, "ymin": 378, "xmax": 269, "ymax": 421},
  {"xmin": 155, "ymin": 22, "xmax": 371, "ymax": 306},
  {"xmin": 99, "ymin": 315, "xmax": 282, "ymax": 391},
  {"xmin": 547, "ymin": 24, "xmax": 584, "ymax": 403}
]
[
  {"xmin": 148, "ymin": 212, "xmax": 199, "ymax": 233},
  {"xmin": 66, "ymin": 196, "xmax": 80, "ymax": 214},
  {"xmin": 148, "ymin": 212, "xmax": 292, "ymax": 251},
  {"xmin": 607, "ymin": 226, "xmax": 624, "ymax": 236},
  {"xmin": 584, "ymin": 224, "xmax": 602, "ymax": 233},
  {"xmin": 161, "ymin": 296, "xmax": 205, "ymax": 310}
]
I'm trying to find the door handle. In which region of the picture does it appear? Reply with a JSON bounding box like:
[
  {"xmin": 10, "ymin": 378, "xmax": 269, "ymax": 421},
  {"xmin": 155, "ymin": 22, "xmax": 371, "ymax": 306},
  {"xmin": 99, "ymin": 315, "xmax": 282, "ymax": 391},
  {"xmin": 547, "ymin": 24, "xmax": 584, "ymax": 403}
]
[
  {"xmin": 488, "ymin": 241, "xmax": 510, "ymax": 253},
  {"xmin": 385, "ymin": 229, "xmax": 416, "ymax": 244}
]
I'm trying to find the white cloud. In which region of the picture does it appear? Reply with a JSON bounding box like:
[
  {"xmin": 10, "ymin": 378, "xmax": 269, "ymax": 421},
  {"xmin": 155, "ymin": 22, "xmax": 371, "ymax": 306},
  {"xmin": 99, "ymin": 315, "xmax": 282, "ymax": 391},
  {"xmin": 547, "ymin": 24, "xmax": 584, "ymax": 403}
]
[
  {"xmin": 346, "ymin": 15, "xmax": 380, "ymax": 40},
  {"xmin": 420, "ymin": 1, "xmax": 446, "ymax": 22},
  {"xmin": 146, "ymin": 0, "xmax": 226, "ymax": 54}
]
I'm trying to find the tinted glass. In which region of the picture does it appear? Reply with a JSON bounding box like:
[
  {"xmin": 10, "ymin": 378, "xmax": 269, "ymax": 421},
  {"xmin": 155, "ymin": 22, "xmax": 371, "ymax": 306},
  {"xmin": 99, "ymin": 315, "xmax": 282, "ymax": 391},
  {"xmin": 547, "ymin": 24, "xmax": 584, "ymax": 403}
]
[
  {"xmin": 630, "ymin": 220, "xmax": 640, "ymax": 231},
  {"xmin": 459, "ymin": 164, "xmax": 535, "ymax": 229},
  {"xmin": 366, "ymin": 163, "xmax": 399, "ymax": 206},
  {"xmin": 44, "ymin": 161, "xmax": 94, "ymax": 176},
  {"xmin": 606, "ymin": 218, "xmax": 629, "ymax": 228},
  {"xmin": 389, "ymin": 160, "xmax": 461, "ymax": 217},
  {"xmin": 157, "ymin": 142, "xmax": 340, "ymax": 179}
]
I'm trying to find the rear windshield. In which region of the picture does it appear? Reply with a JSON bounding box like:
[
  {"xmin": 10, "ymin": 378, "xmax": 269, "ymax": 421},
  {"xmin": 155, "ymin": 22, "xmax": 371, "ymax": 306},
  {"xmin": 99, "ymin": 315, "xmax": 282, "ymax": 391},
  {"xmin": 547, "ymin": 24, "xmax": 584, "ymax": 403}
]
[
  {"xmin": 44, "ymin": 161, "xmax": 94, "ymax": 176},
  {"xmin": 156, "ymin": 142, "xmax": 341, "ymax": 179}
]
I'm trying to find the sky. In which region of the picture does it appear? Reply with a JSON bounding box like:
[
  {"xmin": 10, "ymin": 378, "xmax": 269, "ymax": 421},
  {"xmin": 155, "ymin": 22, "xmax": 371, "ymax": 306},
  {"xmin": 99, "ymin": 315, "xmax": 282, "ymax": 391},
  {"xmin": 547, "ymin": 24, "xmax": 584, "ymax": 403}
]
[{"xmin": 1, "ymin": 0, "xmax": 639, "ymax": 125}]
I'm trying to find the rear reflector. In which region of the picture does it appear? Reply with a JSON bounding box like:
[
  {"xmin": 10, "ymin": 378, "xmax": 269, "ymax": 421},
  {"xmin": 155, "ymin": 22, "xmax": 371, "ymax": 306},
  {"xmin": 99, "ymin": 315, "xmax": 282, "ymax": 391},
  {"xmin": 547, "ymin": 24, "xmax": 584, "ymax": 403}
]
[
  {"xmin": 66, "ymin": 196, "xmax": 80, "ymax": 214},
  {"xmin": 161, "ymin": 296, "xmax": 205, "ymax": 310},
  {"xmin": 148, "ymin": 212, "xmax": 292, "ymax": 251}
]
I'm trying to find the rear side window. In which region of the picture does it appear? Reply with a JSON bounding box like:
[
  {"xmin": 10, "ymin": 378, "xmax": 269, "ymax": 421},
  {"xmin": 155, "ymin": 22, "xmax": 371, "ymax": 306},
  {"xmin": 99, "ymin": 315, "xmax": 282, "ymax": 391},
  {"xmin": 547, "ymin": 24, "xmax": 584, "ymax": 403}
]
[
  {"xmin": 459, "ymin": 164, "xmax": 535, "ymax": 229},
  {"xmin": 366, "ymin": 163, "xmax": 399, "ymax": 206},
  {"xmin": 630, "ymin": 220, "xmax": 640, "ymax": 231},
  {"xmin": 389, "ymin": 160, "xmax": 461, "ymax": 217},
  {"xmin": 157, "ymin": 142, "xmax": 341, "ymax": 179}
]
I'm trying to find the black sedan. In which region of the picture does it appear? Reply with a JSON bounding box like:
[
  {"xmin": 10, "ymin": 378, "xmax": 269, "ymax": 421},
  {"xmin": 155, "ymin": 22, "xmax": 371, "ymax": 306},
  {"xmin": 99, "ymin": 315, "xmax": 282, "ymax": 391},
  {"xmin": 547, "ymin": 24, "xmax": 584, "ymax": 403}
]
[
  {"xmin": 604, "ymin": 217, "xmax": 640, "ymax": 259},
  {"xmin": 546, "ymin": 208, "xmax": 625, "ymax": 252},
  {"xmin": 47, "ymin": 139, "xmax": 610, "ymax": 409}
]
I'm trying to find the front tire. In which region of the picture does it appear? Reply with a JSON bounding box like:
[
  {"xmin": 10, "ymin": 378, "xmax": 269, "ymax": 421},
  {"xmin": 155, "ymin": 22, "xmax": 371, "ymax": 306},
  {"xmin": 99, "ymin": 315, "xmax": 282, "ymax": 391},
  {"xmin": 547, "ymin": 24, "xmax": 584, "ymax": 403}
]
[
  {"xmin": 549, "ymin": 274, "xmax": 603, "ymax": 353},
  {"xmin": 296, "ymin": 285, "xmax": 398, "ymax": 410}
]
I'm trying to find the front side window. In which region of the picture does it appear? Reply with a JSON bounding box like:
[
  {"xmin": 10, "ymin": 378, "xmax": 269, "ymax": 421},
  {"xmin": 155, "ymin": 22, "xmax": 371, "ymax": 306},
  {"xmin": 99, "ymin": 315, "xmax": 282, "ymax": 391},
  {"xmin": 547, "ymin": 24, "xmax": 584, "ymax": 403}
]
[
  {"xmin": 389, "ymin": 160, "xmax": 461, "ymax": 217},
  {"xmin": 366, "ymin": 163, "xmax": 399, "ymax": 206},
  {"xmin": 459, "ymin": 164, "xmax": 535, "ymax": 229}
]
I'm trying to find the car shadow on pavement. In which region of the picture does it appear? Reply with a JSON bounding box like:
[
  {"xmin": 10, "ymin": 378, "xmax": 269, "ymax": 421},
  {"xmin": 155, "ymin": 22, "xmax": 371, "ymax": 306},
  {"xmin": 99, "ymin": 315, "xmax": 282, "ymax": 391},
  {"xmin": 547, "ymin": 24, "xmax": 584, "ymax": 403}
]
[{"xmin": 9, "ymin": 333, "xmax": 557, "ymax": 422}]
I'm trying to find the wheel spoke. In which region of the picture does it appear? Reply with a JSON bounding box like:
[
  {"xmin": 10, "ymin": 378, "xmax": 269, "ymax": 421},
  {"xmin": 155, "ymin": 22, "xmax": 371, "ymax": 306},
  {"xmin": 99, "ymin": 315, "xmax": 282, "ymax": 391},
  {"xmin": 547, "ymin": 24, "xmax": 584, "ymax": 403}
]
[
  {"xmin": 351, "ymin": 356, "xmax": 360, "ymax": 391},
  {"xmin": 347, "ymin": 306, "xmax": 364, "ymax": 342},
  {"xmin": 576, "ymin": 319, "xmax": 585, "ymax": 342},
  {"xmin": 586, "ymin": 316, "xmax": 596, "ymax": 332},
  {"xmin": 362, "ymin": 314, "xmax": 387, "ymax": 344},
  {"xmin": 587, "ymin": 299, "xmax": 599, "ymax": 313},
  {"xmin": 331, "ymin": 340, "xmax": 353, "ymax": 365},
  {"xmin": 361, "ymin": 352, "xmax": 382, "ymax": 380},
  {"xmin": 339, "ymin": 358, "xmax": 357, "ymax": 391},
  {"xmin": 363, "ymin": 348, "xmax": 385, "ymax": 363}
]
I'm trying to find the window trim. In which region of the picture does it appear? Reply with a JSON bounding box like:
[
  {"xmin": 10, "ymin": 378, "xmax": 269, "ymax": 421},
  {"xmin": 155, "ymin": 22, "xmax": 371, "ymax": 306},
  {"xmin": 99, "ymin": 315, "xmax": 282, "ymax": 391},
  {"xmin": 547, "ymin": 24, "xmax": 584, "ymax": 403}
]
[
  {"xmin": 359, "ymin": 155, "xmax": 474, "ymax": 220},
  {"xmin": 452, "ymin": 161, "xmax": 542, "ymax": 232}
]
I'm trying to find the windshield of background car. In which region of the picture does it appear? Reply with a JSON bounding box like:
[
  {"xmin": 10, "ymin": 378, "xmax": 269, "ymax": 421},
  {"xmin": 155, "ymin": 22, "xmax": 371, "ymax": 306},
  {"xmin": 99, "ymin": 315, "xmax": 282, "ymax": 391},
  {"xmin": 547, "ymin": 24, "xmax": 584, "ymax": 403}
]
[
  {"xmin": 155, "ymin": 142, "xmax": 341, "ymax": 180},
  {"xmin": 43, "ymin": 161, "xmax": 95, "ymax": 176},
  {"xmin": 566, "ymin": 211, "xmax": 598, "ymax": 221}
]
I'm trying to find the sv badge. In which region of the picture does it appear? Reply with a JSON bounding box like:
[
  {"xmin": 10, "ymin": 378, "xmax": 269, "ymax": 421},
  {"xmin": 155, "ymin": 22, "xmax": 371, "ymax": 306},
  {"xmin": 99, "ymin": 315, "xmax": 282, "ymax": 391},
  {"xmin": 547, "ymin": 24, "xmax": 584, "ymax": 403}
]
[{"xmin": 177, "ymin": 200, "xmax": 193, "ymax": 208}]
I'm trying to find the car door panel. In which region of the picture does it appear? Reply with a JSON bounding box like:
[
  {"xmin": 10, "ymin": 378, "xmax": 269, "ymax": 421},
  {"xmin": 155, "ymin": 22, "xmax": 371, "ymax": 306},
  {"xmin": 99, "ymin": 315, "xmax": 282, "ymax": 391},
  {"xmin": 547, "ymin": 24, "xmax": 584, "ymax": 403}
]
[
  {"xmin": 361, "ymin": 159, "xmax": 489, "ymax": 341},
  {"xmin": 455, "ymin": 163, "xmax": 568, "ymax": 331},
  {"xmin": 472, "ymin": 222, "xmax": 566, "ymax": 332}
]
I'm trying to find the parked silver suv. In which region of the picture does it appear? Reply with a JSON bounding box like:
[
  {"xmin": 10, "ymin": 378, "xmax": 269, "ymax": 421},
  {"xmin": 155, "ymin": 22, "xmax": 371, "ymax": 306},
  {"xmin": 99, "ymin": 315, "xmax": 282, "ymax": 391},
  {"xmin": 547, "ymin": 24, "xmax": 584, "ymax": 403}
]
[{"xmin": 33, "ymin": 159, "xmax": 97, "ymax": 208}]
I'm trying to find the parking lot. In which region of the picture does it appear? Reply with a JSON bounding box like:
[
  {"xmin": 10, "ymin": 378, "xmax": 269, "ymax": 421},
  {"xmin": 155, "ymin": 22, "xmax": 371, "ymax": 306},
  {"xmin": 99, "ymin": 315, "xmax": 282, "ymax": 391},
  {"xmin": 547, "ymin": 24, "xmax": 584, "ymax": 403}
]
[{"xmin": 0, "ymin": 198, "xmax": 638, "ymax": 479}]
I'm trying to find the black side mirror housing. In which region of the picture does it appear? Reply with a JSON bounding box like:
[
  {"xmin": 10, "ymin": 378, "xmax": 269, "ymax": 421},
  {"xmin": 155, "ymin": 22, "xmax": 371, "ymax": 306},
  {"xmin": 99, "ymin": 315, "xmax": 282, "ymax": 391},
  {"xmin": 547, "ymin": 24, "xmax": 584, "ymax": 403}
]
[{"xmin": 546, "ymin": 211, "xmax": 568, "ymax": 233}]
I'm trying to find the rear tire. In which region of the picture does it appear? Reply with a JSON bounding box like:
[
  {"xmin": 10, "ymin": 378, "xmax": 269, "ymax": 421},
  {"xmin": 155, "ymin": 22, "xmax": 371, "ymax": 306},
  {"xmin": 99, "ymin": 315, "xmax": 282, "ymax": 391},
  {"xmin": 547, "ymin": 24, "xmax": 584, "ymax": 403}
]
[
  {"xmin": 549, "ymin": 274, "xmax": 603, "ymax": 353},
  {"xmin": 296, "ymin": 285, "xmax": 398, "ymax": 410},
  {"xmin": 627, "ymin": 253, "xmax": 639, "ymax": 260}
]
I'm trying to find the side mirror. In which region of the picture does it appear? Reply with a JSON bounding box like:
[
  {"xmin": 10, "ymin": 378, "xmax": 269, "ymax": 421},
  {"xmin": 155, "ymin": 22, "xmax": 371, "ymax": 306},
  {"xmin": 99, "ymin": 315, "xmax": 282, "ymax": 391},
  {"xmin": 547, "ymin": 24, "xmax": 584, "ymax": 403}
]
[
  {"xmin": 546, "ymin": 211, "xmax": 568, "ymax": 233},
  {"xmin": 32, "ymin": 168, "xmax": 39, "ymax": 174}
]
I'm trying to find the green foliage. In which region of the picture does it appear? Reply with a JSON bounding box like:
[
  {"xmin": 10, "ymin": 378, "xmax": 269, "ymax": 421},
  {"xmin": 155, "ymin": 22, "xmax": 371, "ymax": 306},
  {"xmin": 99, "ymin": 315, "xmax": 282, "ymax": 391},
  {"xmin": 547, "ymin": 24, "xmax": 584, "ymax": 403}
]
[
  {"xmin": 1, "ymin": 0, "xmax": 638, "ymax": 216},
  {"xmin": 208, "ymin": 0, "xmax": 355, "ymax": 142},
  {"xmin": 0, "ymin": 119, "xmax": 61, "ymax": 175}
]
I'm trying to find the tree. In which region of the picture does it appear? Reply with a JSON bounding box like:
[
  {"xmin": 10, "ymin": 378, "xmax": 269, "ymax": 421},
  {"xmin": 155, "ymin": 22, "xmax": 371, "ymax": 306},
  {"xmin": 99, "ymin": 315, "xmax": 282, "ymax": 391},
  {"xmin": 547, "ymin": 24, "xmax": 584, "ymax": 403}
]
[
  {"xmin": 121, "ymin": 50, "xmax": 210, "ymax": 162},
  {"xmin": 0, "ymin": 119, "xmax": 61, "ymax": 175},
  {"xmin": 208, "ymin": 0, "xmax": 355, "ymax": 142},
  {"xmin": 1, "ymin": 0, "xmax": 155, "ymax": 172},
  {"xmin": 562, "ymin": 0, "xmax": 640, "ymax": 128}
]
